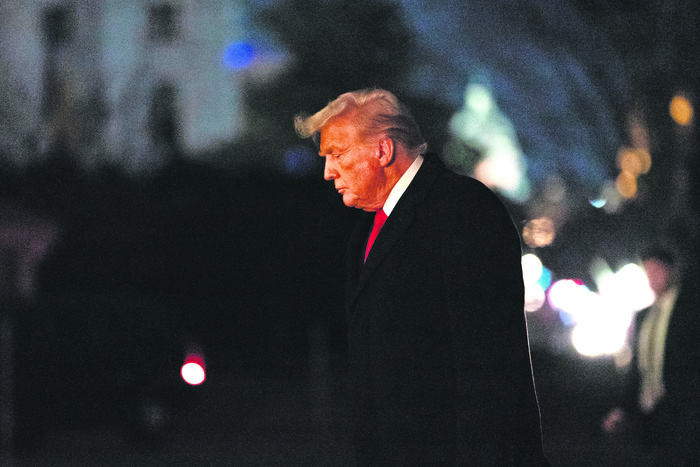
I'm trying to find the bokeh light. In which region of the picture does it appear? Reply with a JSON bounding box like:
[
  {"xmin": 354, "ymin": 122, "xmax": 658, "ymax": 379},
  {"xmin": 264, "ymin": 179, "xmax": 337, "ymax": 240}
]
[
  {"xmin": 450, "ymin": 83, "xmax": 530, "ymax": 202},
  {"xmin": 522, "ymin": 253, "xmax": 543, "ymax": 284},
  {"xmin": 181, "ymin": 353, "xmax": 206, "ymax": 386},
  {"xmin": 669, "ymin": 95, "xmax": 694, "ymax": 126},
  {"xmin": 473, "ymin": 145, "xmax": 523, "ymax": 195},
  {"xmin": 522, "ymin": 217, "xmax": 555, "ymax": 248},
  {"xmin": 592, "ymin": 260, "xmax": 655, "ymax": 314},
  {"xmin": 571, "ymin": 314, "xmax": 628, "ymax": 357},
  {"xmin": 522, "ymin": 254, "xmax": 550, "ymax": 312},
  {"xmin": 596, "ymin": 181, "xmax": 623, "ymax": 213},
  {"xmin": 614, "ymin": 145, "xmax": 651, "ymax": 200},
  {"xmin": 181, "ymin": 362, "xmax": 205, "ymax": 385},
  {"xmin": 537, "ymin": 267, "xmax": 552, "ymax": 291},
  {"xmin": 617, "ymin": 147, "xmax": 651, "ymax": 176},
  {"xmin": 223, "ymin": 41, "xmax": 255, "ymax": 70},
  {"xmin": 524, "ymin": 283, "xmax": 546, "ymax": 312},
  {"xmin": 547, "ymin": 260, "xmax": 655, "ymax": 357},
  {"xmin": 283, "ymin": 145, "xmax": 317, "ymax": 177},
  {"xmin": 615, "ymin": 170, "xmax": 637, "ymax": 199},
  {"xmin": 548, "ymin": 279, "xmax": 595, "ymax": 322},
  {"xmin": 612, "ymin": 112, "xmax": 653, "ymax": 204}
]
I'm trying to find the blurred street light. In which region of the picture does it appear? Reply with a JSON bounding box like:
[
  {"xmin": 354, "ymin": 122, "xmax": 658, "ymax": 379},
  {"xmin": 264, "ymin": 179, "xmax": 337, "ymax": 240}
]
[
  {"xmin": 181, "ymin": 349, "xmax": 206, "ymax": 386},
  {"xmin": 669, "ymin": 95, "xmax": 694, "ymax": 127}
]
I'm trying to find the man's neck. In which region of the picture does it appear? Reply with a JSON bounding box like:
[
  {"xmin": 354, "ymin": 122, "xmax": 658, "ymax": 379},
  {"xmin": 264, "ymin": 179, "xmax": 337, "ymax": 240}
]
[{"xmin": 382, "ymin": 156, "xmax": 424, "ymax": 216}]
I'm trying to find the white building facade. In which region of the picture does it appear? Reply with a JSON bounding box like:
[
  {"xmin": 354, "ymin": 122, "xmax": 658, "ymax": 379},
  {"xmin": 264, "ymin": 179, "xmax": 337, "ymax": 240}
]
[{"xmin": 0, "ymin": 0, "xmax": 248, "ymax": 173}]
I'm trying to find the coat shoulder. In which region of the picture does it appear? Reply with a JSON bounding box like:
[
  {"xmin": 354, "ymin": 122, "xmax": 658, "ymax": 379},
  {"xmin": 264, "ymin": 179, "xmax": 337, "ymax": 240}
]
[{"xmin": 427, "ymin": 166, "xmax": 515, "ymax": 225}]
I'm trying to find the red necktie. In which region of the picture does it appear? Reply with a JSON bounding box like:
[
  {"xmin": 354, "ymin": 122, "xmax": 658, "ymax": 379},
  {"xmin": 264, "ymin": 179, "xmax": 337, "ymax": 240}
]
[{"xmin": 364, "ymin": 208, "xmax": 387, "ymax": 262}]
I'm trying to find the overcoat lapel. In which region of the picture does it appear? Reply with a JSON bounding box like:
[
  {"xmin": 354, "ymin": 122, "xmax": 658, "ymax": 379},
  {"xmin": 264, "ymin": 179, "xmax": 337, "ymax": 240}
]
[
  {"xmin": 346, "ymin": 214, "xmax": 372, "ymax": 302},
  {"xmin": 345, "ymin": 154, "xmax": 445, "ymax": 315}
]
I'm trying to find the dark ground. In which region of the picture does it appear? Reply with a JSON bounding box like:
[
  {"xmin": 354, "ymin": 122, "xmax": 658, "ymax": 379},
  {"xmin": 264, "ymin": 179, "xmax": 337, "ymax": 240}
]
[{"xmin": 8, "ymin": 347, "xmax": 658, "ymax": 467}]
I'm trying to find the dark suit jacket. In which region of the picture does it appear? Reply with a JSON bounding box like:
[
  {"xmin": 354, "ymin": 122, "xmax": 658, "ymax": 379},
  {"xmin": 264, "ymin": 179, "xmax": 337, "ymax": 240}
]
[
  {"xmin": 622, "ymin": 267, "xmax": 700, "ymax": 461},
  {"xmin": 345, "ymin": 154, "xmax": 547, "ymax": 466}
]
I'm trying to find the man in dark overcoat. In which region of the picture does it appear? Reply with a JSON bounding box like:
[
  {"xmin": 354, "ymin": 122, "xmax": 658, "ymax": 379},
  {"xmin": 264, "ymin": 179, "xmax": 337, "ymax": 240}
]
[{"xmin": 295, "ymin": 88, "xmax": 548, "ymax": 466}]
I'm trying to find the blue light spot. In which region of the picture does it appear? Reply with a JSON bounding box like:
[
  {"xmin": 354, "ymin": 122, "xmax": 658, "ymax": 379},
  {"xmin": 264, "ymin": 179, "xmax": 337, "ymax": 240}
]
[
  {"xmin": 558, "ymin": 309, "xmax": 576, "ymax": 326},
  {"xmin": 283, "ymin": 146, "xmax": 317, "ymax": 177},
  {"xmin": 537, "ymin": 267, "xmax": 552, "ymax": 291},
  {"xmin": 223, "ymin": 42, "xmax": 255, "ymax": 70}
]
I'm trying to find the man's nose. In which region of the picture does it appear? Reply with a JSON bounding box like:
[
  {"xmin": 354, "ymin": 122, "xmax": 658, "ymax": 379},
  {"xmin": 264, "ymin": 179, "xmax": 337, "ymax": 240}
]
[{"xmin": 324, "ymin": 159, "xmax": 337, "ymax": 180}]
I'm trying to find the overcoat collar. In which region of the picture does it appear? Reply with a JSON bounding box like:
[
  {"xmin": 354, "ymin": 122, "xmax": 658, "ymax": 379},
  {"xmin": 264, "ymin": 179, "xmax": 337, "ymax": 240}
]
[{"xmin": 345, "ymin": 154, "xmax": 446, "ymax": 313}]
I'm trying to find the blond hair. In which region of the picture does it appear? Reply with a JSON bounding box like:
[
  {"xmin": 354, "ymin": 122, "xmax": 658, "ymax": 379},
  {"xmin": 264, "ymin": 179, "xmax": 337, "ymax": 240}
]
[{"xmin": 294, "ymin": 88, "xmax": 427, "ymax": 157}]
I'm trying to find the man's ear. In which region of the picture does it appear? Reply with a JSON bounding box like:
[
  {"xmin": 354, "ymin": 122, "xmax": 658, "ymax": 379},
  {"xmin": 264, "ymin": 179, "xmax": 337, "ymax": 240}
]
[{"xmin": 378, "ymin": 137, "xmax": 395, "ymax": 167}]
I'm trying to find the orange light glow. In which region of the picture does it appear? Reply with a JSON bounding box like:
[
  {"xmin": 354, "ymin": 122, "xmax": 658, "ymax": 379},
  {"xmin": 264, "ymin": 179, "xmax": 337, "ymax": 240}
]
[
  {"xmin": 615, "ymin": 171, "xmax": 637, "ymax": 199},
  {"xmin": 617, "ymin": 147, "xmax": 651, "ymax": 176},
  {"xmin": 670, "ymin": 95, "xmax": 693, "ymax": 126},
  {"xmin": 522, "ymin": 217, "xmax": 555, "ymax": 248}
]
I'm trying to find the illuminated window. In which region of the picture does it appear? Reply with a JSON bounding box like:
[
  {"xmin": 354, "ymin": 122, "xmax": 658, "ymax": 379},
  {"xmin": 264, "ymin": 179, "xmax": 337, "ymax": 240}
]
[{"xmin": 148, "ymin": 3, "xmax": 180, "ymax": 43}]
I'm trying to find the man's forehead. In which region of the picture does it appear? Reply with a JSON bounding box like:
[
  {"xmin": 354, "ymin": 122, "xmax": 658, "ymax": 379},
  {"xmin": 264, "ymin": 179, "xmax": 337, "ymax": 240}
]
[{"xmin": 319, "ymin": 117, "xmax": 356, "ymax": 152}]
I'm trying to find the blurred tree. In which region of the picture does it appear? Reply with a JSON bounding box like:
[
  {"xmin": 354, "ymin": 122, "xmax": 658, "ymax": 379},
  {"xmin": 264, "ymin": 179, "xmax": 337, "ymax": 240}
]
[{"xmin": 239, "ymin": 0, "xmax": 420, "ymax": 169}]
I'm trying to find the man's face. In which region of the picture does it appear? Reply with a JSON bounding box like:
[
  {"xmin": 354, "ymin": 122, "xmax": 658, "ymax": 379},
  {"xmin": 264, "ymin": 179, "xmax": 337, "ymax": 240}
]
[
  {"xmin": 318, "ymin": 115, "xmax": 385, "ymax": 211},
  {"xmin": 643, "ymin": 259, "xmax": 673, "ymax": 297}
]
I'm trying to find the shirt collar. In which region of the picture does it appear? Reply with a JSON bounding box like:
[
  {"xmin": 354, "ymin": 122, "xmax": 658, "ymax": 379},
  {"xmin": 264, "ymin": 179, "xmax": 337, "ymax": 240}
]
[
  {"xmin": 382, "ymin": 155, "xmax": 424, "ymax": 217},
  {"xmin": 657, "ymin": 285, "xmax": 679, "ymax": 314}
]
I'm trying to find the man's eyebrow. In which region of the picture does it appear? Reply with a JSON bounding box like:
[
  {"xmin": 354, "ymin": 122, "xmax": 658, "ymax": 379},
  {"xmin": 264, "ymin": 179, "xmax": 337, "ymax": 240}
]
[{"xmin": 320, "ymin": 142, "xmax": 344, "ymax": 155}]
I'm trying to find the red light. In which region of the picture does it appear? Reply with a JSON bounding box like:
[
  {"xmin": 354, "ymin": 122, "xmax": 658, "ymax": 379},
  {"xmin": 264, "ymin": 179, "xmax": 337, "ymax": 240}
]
[{"xmin": 181, "ymin": 353, "xmax": 205, "ymax": 386}]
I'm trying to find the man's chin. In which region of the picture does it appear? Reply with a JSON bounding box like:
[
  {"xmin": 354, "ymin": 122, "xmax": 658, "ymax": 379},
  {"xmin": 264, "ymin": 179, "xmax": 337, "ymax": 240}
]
[{"xmin": 342, "ymin": 194, "xmax": 360, "ymax": 209}]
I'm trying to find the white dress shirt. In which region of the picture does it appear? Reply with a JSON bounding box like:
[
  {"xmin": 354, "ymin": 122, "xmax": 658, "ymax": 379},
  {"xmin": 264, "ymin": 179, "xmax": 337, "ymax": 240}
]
[
  {"xmin": 382, "ymin": 155, "xmax": 424, "ymax": 217},
  {"xmin": 638, "ymin": 285, "xmax": 678, "ymax": 413}
]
